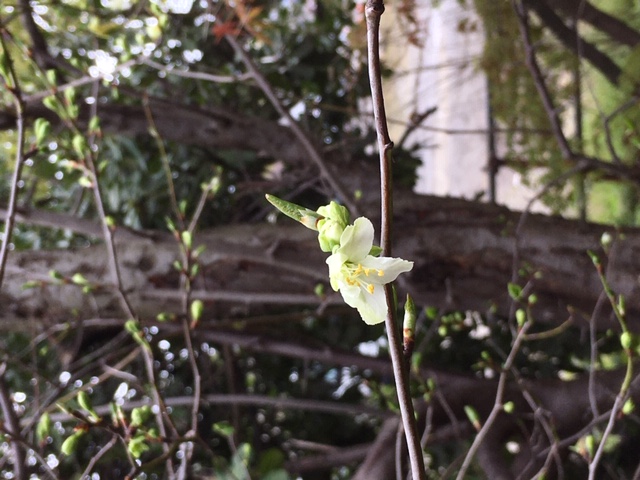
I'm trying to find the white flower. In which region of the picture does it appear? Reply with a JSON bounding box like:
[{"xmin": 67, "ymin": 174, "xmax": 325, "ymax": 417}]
[{"xmin": 327, "ymin": 217, "xmax": 413, "ymax": 325}]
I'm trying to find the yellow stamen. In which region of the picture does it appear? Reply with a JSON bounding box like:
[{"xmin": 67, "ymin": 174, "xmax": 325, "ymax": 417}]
[{"xmin": 367, "ymin": 284, "xmax": 375, "ymax": 294}]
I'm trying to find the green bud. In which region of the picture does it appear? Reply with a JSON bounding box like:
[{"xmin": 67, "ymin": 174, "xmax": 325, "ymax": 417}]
[
  {"xmin": 34, "ymin": 118, "xmax": 51, "ymax": 146},
  {"xmin": 61, "ymin": 430, "xmax": 85, "ymax": 456},
  {"xmin": 45, "ymin": 69, "xmax": 57, "ymax": 85},
  {"xmin": 72, "ymin": 134, "xmax": 87, "ymax": 157},
  {"xmin": 620, "ymin": 331, "xmax": 633, "ymax": 350},
  {"xmin": 212, "ymin": 420, "xmax": 234, "ymax": 438},
  {"xmin": 63, "ymin": 86, "xmax": 76, "ymax": 106},
  {"xmin": 78, "ymin": 176, "xmax": 93, "ymax": 188},
  {"xmin": 585, "ymin": 434, "xmax": 596, "ymax": 459},
  {"xmin": 71, "ymin": 273, "xmax": 89, "ymax": 285},
  {"xmin": 503, "ymin": 401, "xmax": 515, "ymax": 414},
  {"xmin": 316, "ymin": 201, "xmax": 350, "ymax": 252},
  {"xmin": 49, "ymin": 269, "xmax": 64, "ymax": 280},
  {"xmin": 22, "ymin": 280, "xmax": 42, "ymax": 290},
  {"xmin": 403, "ymin": 295, "xmax": 416, "ymax": 340},
  {"xmin": 77, "ymin": 391, "xmax": 93, "ymax": 412},
  {"xmin": 179, "ymin": 199, "xmax": 188, "ymax": 216},
  {"xmin": 88, "ymin": 115, "xmax": 101, "ymax": 133},
  {"xmin": 265, "ymin": 194, "xmax": 322, "ymax": 230},
  {"xmin": 125, "ymin": 319, "xmax": 140, "ymax": 334},
  {"xmin": 617, "ymin": 295, "xmax": 626, "ymax": 317},
  {"xmin": 128, "ymin": 434, "xmax": 150, "ymax": 458},
  {"xmin": 0, "ymin": 50, "xmax": 11, "ymax": 84},
  {"xmin": 181, "ymin": 230, "xmax": 192, "ymax": 249},
  {"xmin": 464, "ymin": 405, "xmax": 481, "ymax": 430},
  {"xmin": 507, "ymin": 283, "xmax": 522, "ymax": 301},
  {"xmin": 623, "ymin": 398, "xmax": 635, "ymax": 415},
  {"xmin": 36, "ymin": 413, "xmax": 52, "ymax": 444},
  {"xmin": 42, "ymin": 95, "xmax": 62, "ymax": 116},
  {"xmin": 515, "ymin": 309, "xmax": 526, "ymax": 327},
  {"xmin": 190, "ymin": 299, "xmax": 204, "ymax": 323},
  {"xmin": 130, "ymin": 405, "xmax": 152, "ymax": 427}
]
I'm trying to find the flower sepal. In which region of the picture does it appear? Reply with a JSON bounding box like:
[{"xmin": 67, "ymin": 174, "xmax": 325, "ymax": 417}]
[{"xmin": 265, "ymin": 194, "xmax": 322, "ymax": 230}]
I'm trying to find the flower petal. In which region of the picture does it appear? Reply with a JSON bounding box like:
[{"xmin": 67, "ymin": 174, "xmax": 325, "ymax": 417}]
[
  {"xmin": 338, "ymin": 217, "xmax": 374, "ymax": 262},
  {"xmin": 355, "ymin": 287, "xmax": 388, "ymax": 325},
  {"xmin": 360, "ymin": 256, "xmax": 413, "ymax": 284},
  {"xmin": 326, "ymin": 252, "xmax": 348, "ymax": 291}
]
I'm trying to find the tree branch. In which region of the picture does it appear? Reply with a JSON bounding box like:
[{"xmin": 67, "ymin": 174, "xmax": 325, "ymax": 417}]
[
  {"xmin": 552, "ymin": 0, "xmax": 640, "ymax": 48},
  {"xmin": 523, "ymin": 0, "xmax": 622, "ymax": 85}
]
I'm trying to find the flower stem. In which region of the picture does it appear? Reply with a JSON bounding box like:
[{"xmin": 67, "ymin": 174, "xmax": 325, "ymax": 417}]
[{"xmin": 365, "ymin": 2, "xmax": 426, "ymax": 479}]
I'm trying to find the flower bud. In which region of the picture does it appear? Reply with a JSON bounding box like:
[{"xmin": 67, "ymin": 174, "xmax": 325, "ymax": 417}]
[{"xmin": 316, "ymin": 201, "xmax": 350, "ymax": 252}]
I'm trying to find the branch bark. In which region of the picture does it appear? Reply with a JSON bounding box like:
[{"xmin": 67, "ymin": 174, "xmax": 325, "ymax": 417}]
[
  {"xmin": 3, "ymin": 193, "xmax": 640, "ymax": 331},
  {"xmin": 523, "ymin": 0, "xmax": 623, "ymax": 86},
  {"xmin": 551, "ymin": 0, "xmax": 640, "ymax": 48}
]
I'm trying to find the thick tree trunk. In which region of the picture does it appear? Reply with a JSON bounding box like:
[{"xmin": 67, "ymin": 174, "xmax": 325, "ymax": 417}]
[{"xmin": 3, "ymin": 192, "xmax": 638, "ymax": 331}]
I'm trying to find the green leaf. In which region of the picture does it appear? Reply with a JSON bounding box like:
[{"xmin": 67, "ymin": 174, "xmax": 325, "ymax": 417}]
[
  {"xmin": 212, "ymin": 420, "xmax": 235, "ymax": 438},
  {"xmin": 34, "ymin": 118, "xmax": 51, "ymax": 146},
  {"xmin": 42, "ymin": 95, "xmax": 63, "ymax": 117},
  {"xmin": 507, "ymin": 283, "xmax": 522, "ymax": 301},
  {"xmin": 77, "ymin": 391, "xmax": 93, "ymax": 413},
  {"xmin": 21, "ymin": 280, "xmax": 41, "ymax": 290},
  {"xmin": 49, "ymin": 269, "xmax": 64, "ymax": 280},
  {"xmin": 0, "ymin": 50, "xmax": 11, "ymax": 82},
  {"xmin": 72, "ymin": 134, "xmax": 87, "ymax": 158},
  {"xmin": 128, "ymin": 434, "xmax": 150, "ymax": 458},
  {"xmin": 131, "ymin": 405, "xmax": 152, "ymax": 427},
  {"xmin": 45, "ymin": 69, "xmax": 57, "ymax": 85}
]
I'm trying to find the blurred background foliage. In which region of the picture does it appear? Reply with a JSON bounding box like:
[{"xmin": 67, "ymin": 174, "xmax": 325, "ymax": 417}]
[{"xmin": 1, "ymin": 0, "xmax": 640, "ymax": 478}]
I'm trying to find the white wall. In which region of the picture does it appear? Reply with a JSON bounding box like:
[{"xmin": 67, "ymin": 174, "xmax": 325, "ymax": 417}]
[{"xmin": 382, "ymin": 0, "xmax": 540, "ymax": 210}]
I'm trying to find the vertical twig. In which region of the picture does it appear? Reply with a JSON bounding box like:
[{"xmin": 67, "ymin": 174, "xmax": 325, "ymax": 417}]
[
  {"xmin": 0, "ymin": 31, "xmax": 26, "ymax": 291},
  {"xmin": 0, "ymin": 28, "xmax": 27, "ymax": 480},
  {"xmin": 0, "ymin": 364, "xmax": 26, "ymax": 480},
  {"xmin": 364, "ymin": 2, "xmax": 426, "ymax": 479},
  {"xmin": 81, "ymin": 83, "xmax": 178, "ymax": 479},
  {"xmin": 456, "ymin": 321, "xmax": 532, "ymax": 480}
]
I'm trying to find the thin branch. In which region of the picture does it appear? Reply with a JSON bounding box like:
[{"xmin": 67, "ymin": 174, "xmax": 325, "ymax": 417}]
[
  {"xmin": 365, "ymin": 2, "xmax": 425, "ymax": 479},
  {"xmin": 223, "ymin": 34, "xmax": 359, "ymax": 215},
  {"xmin": 0, "ymin": 32, "xmax": 26, "ymax": 292},
  {"xmin": 0, "ymin": 364, "xmax": 26, "ymax": 480},
  {"xmin": 140, "ymin": 57, "xmax": 253, "ymax": 84},
  {"xmin": 522, "ymin": 0, "xmax": 622, "ymax": 86},
  {"xmin": 456, "ymin": 321, "xmax": 532, "ymax": 480},
  {"xmin": 46, "ymin": 393, "xmax": 388, "ymax": 424},
  {"xmin": 588, "ymin": 393, "xmax": 626, "ymax": 480},
  {"xmin": 79, "ymin": 435, "xmax": 118, "ymax": 478}
]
